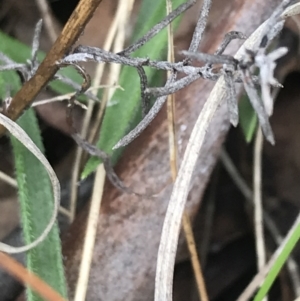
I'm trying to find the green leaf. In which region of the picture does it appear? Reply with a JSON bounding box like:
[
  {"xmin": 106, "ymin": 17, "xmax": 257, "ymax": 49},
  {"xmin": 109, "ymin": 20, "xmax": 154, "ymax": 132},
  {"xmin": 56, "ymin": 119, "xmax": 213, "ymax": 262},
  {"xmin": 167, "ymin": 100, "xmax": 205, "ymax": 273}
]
[
  {"xmin": 10, "ymin": 109, "xmax": 67, "ymax": 301},
  {"xmin": 0, "ymin": 70, "xmax": 21, "ymax": 99},
  {"xmin": 0, "ymin": 31, "xmax": 83, "ymax": 97},
  {"xmin": 239, "ymin": 94, "xmax": 258, "ymax": 143},
  {"xmin": 254, "ymin": 216, "xmax": 300, "ymax": 301},
  {"xmin": 82, "ymin": 0, "xmax": 186, "ymax": 178}
]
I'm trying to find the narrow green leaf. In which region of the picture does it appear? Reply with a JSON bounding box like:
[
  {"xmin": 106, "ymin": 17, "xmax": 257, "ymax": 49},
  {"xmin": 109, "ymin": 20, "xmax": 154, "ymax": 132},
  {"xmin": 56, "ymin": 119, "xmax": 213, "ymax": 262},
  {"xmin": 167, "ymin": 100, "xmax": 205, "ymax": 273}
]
[
  {"xmin": 10, "ymin": 109, "xmax": 67, "ymax": 301},
  {"xmin": 82, "ymin": 0, "xmax": 186, "ymax": 178},
  {"xmin": 0, "ymin": 70, "xmax": 21, "ymax": 98},
  {"xmin": 254, "ymin": 216, "xmax": 300, "ymax": 301},
  {"xmin": 239, "ymin": 94, "xmax": 258, "ymax": 143}
]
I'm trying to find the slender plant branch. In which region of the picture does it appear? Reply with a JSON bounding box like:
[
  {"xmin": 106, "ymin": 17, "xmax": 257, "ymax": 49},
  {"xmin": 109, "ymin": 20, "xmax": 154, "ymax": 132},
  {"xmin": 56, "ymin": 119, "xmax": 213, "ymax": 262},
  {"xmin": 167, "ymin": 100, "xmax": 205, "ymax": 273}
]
[{"xmin": 0, "ymin": 0, "xmax": 103, "ymax": 136}]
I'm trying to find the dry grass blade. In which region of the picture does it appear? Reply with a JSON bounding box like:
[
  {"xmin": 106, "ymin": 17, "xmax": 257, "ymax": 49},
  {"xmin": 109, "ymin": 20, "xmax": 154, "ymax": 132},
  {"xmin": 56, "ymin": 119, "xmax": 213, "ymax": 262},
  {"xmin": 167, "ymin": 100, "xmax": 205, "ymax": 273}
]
[
  {"xmin": 166, "ymin": 0, "xmax": 177, "ymax": 179},
  {"xmin": 154, "ymin": 16, "xmax": 280, "ymax": 301},
  {"xmin": 0, "ymin": 113, "xmax": 60, "ymax": 254},
  {"xmin": 182, "ymin": 214, "xmax": 209, "ymax": 301},
  {"xmin": 0, "ymin": 252, "xmax": 66, "ymax": 301},
  {"xmin": 254, "ymin": 128, "xmax": 267, "ymax": 272},
  {"xmin": 74, "ymin": 164, "xmax": 105, "ymax": 301},
  {"xmin": 73, "ymin": 1, "xmax": 135, "ymax": 300},
  {"xmin": 165, "ymin": 1, "xmax": 208, "ymax": 300}
]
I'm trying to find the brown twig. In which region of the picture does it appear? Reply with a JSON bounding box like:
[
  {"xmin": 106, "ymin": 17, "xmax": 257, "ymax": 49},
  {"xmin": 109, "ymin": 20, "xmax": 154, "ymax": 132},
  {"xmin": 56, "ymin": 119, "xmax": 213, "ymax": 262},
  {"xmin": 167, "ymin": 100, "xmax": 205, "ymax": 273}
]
[
  {"xmin": 0, "ymin": 0, "xmax": 103, "ymax": 136},
  {"xmin": 0, "ymin": 252, "xmax": 67, "ymax": 301}
]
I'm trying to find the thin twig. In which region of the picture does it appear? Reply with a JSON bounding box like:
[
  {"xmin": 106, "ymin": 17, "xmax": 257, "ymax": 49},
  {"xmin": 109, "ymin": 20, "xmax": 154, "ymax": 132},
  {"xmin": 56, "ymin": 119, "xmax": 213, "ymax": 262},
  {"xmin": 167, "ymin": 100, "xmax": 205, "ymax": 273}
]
[
  {"xmin": 253, "ymin": 128, "xmax": 267, "ymax": 300},
  {"xmin": 73, "ymin": 164, "xmax": 105, "ymax": 301},
  {"xmin": 0, "ymin": 0, "xmax": 104, "ymax": 136},
  {"xmin": 0, "ymin": 252, "xmax": 67, "ymax": 301},
  {"xmin": 182, "ymin": 214, "xmax": 209, "ymax": 301},
  {"xmin": 0, "ymin": 170, "xmax": 17, "ymax": 188},
  {"xmin": 119, "ymin": 0, "xmax": 196, "ymax": 55},
  {"xmin": 187, "ymin": 0, "xmax": 212, "ymax": 53}
]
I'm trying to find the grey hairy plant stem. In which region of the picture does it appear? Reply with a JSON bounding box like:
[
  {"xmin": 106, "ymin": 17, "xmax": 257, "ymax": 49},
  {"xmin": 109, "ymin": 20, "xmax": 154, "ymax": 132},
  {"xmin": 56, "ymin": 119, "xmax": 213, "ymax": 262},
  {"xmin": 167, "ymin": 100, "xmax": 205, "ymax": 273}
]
[
  {"xmin": 223, "ymin": 65, "xmax": 238, "ymax": 126},
  {"xmin": 214, "ymin": 31, "xmax": 246, "ymax": 56},
  {"xmin": 113, "ymin": 73, "xmax": 176, "ymax": 150},
  {"xmin": 119, "ymin": 0, "xmax": 196, "ymax": 55},
  {"xmin": 182, "ymin": 51, "xmax": 239, "ymax": 66},
  {"xmin": 31, "ymin": 19, "xmax": 43, "ymax": 74},
  {"xmin": 186, "ymin": 0, "xmax": 212, "ymax": 54},
  {"xmin": 241, "ymin": 68, "xmax": 275, "ymax": 144},
  {"xmin": 258, "ymin": 0, "xmax": 295, "ymax": 48},
  {"xmin": 136, "ymin": 65, "xmax": 150, "ymax": 117},
  {"xmin": 0, "ymin": 0, "xmax": 288, "ymax": 194},
  {"xmin": 113, "ymin": 0, "xmax": 214, "ymax": 149},
  {"xmin": 65, "ymin": 46, "xmax": 207, "ymax": 75},
  {"xmin": 72, "ymin": 132, "xmax": 149, "ymax": 197},
  {"xmin": 61, "ymin": 61, "xmax": 143, "ymax": 196},
  {"xmin": 145, "ymin": 72, "xmax": 202, "ymax": 97}
]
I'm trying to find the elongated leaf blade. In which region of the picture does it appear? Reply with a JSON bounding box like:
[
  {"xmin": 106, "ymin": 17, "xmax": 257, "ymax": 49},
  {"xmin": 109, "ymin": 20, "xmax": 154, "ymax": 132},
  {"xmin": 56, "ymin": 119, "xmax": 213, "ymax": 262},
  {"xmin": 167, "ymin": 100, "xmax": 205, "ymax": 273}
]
[
  {"xmin": 254, "ymin": 216, "xmax": 300, "ymax": 301},
  {"xmin": 239, "ymin": 94, "xmax": 258, "ymax": 143},
  {"xmin": 10, "ymin": 109, "xmax": 67, "ymax": 301},
  {"xmin": 82, "ymin": 0, "xmax": 186, "ymax": 178}
]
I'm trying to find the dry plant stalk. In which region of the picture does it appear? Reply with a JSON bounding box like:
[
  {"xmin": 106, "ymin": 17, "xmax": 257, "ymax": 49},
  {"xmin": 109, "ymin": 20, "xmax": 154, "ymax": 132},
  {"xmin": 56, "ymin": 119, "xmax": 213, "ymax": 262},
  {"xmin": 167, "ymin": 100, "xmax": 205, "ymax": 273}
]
[
  {"xmin": 253, "ymin": 128, "xmax": 267, "ymax": 275},
  {"xmin": 0, "ymin": 0, "xmax": 103, "ymax": 136},
  {"xmin": 165, "ymin": 1, "xmax": 208, "ymax": 300},
  {"xmin": 73, "ymin": 1, "xmax": 135, "ymax": 301},
  {"xmin": 0, "ymin": 252, "xmax": 66, "ymax": 301}
]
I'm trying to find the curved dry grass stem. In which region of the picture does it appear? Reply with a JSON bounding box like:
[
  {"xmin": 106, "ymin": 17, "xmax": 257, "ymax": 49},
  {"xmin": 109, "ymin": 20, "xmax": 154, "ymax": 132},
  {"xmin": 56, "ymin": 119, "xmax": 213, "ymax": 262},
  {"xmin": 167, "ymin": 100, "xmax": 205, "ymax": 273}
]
[
  {"xmin": 0, "ymin": 114, "xmax": 60, "ymax": 254},
  {"xmin": 154, "ymin": 14, "xmax": 282, "ymax": 301}
]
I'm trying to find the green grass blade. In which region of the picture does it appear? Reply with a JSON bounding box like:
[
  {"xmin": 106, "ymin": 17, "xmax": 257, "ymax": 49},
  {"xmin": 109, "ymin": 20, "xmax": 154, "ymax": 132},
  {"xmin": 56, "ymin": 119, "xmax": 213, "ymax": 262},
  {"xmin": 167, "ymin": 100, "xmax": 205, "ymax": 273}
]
[
  {"xmin": 254, "ymin": 215, "xmax": 300, "ymax": 301},
  {"xmin": 10, "ymin": 108, "xmax": 67, "ymax": 301},
  {"xmin": 239, "ymin": 94, "xmax": 258, "ymax": 143},
  {"xmin": 82, "ymin": 0, "xmax": 186, "ymax": 178}
]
